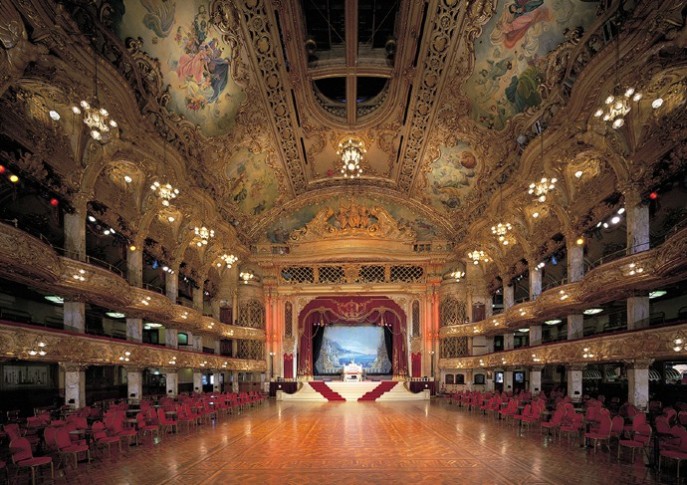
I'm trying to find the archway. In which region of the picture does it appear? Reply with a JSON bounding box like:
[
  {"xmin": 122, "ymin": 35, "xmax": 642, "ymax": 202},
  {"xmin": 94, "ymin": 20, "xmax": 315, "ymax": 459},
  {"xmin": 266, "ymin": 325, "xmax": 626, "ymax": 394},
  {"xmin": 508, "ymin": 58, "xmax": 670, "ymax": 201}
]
[{"xmin": 297, "ymin": 296, "xmax": 408, "ymax": 378}]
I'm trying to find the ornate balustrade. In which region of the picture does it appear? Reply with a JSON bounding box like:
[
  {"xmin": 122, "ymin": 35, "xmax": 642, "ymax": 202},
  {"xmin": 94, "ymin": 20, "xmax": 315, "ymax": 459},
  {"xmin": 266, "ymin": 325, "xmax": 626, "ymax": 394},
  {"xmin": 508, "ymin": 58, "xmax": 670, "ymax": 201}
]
[
  {"xmin": 440, "ymin": 224, "xmax": 687, "ymax": 338},
  {"xmin": 0, "ymin": 321, "xmax": 266, "ymax": 371},
  {"xmin": 0, "ymin": 223, "xmax": 265, "ymax": 342},
  {"xmin": 440, "ymin": 322, "xmax": 687, "ymax": 370}
]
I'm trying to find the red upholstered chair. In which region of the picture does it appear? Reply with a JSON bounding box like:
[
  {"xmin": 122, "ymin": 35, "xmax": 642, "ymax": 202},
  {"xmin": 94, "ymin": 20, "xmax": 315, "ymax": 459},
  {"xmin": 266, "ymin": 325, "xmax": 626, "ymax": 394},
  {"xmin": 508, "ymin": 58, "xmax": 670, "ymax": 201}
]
[
  {"xmin": 560, "ymin": 413, "xmax": 584, "ymax": 445},
  {"xmin": 136, "ymin": 412, "xmax": 161, "ymax": 441},
  {"xmin": 585, "ymin": 414, "xmax": 612, "ymax": 452},
  {"xmin": 92, "ymin": 421, "xmax": 122, "ymax": 456},
  {"xmin": 106, "ymin": 415, "xmax": 138, "ymax": 446},
  {"xmin": 157, "ymin": 408, "xmax": 178, "ymax": 434},
  {"xmin": 660, "ymin": 432, "xmax": 687, "ymax": 478},
  {"xmin": 9, "ymin": 437, "xmax": 54, "ymax": 485},
  {"xmin": 55, "ymin": 428, "xmax": 90, "ymax": 469},
  {"xmin": 540, "ymin": 409, "xmax": 564, "ymax": 437},
  {"xmin": 609, "ymin": 416, "xmax": 625, "ymax": 443},
  {"xmin": 618, "ymin": 422, "xmax": 651, "ymax": 462}
]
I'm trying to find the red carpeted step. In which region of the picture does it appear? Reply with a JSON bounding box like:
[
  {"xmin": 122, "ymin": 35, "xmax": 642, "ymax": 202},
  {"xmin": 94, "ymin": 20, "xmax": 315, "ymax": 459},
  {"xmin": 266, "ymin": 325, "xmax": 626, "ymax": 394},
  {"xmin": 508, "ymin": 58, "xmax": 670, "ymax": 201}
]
[
  {"xmin": 309, "ymin": 382, "xmax": 346, "ymax": 401},
  {"xmin": 358, "ymin": 381, "xmax": 397, "ymax": 401}
]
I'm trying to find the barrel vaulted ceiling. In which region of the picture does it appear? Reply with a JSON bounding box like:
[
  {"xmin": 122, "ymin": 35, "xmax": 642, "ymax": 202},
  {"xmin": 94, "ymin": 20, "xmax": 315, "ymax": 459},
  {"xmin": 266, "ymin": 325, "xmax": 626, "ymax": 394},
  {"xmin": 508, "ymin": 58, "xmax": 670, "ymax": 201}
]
[
  {"xmin": 94, "ymin": 0, "xmax": 609, "ymax": 241},
  {"xmin": 3, "ymin": 0, "xmax": 686, "ymax": 280}
]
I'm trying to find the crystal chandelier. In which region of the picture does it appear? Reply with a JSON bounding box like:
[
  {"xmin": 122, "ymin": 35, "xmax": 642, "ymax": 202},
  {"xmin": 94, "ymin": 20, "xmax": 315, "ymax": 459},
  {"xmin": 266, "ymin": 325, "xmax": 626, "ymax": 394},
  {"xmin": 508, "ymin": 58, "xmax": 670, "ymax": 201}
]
[
  {"xmin": 151, "ymin": 181, "xmax": 179, "ymax": 206},
  {"xmin": 72, "ymin": 41, "xmax": 118, "ymax": 142},
  {"xmin": 450, "ymin": 270, "xmax": 465, "ymax": 282},
  {"xmin": 528, "ymin": 177, "xmax": 557, "ymax": 202},
  {"xmin": 240, "ymin": 271, "xmax": 254, "ymax": 284},
  {"xmin": 193, "ymin": 226, "xmax": 214, "ymax": 246},
  {"xmin": 217, "ymin": 253, "xmax": 238, "ymax": 268},
  {"xmin": 594, "ymin": 87, "xmax": 641, "ymax": 129},
  {"xmin": 467, "ymin": 250, "xmax": 489, "ymax": 265},
  {"xmin": 491, "ymin": 222, "xmax": 512, "ymax": 245},
  {"xmin": 337, "ymin": 138, "xmax": 365, "ymax": 178}
]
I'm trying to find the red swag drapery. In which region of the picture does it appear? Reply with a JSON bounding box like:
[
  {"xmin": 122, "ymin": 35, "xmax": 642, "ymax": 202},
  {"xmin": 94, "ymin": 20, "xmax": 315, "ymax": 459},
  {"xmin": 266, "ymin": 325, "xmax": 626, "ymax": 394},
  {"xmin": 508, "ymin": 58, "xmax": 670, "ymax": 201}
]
[
  {"xmin": 283, "ymin": 353, "xmax": 294, "ymax": 379},
  {"xmin": 411, "ymin": 352, "xmax": 422, "ymax": 378},
  {"xmin": 297, "ymin": 296, "xmax": 408, "ymax": 377}
]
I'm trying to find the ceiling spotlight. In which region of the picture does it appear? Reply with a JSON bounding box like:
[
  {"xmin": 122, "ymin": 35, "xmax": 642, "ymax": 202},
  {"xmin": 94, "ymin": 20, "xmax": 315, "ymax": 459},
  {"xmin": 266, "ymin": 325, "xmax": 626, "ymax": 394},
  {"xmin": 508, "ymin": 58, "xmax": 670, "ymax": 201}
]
[
  {"xmin": 532, "ymin": 212, "xmax": 539, "ymax": 219},
  {"xmin": 652, "ymin": 98, "xmax": 664, "ymax": 109},
  {"xmin": 574, "ymin": 170, "xmax": 583, "ymax": 178},
  {"xmin": 167, "ymin": 216, "xmax": 175, "ymax": 223},
  {"xmin": 544, "ymin": 319, "xmax": 562, "ymax": 325},
  {"xmin": 49, "ymin": 110, "xmax": 61, "ymax": 121},
  {"xmin": 583, "ymin": 308, "xmax": 603, "ymax": 315},
  {"xmin": 88, "ymin": 215, "xmax": 96, "ymax": 222},
  {"xmin": 611, "ymin": 216, "xmax": 621, "ymax": 224},
  {"xmin": 124, "ymin": 175, "xmax": 132, "ymax": 183},
  {"xmin": 576, "ymin": 237, "xmax": 584, "ymax": 246}
]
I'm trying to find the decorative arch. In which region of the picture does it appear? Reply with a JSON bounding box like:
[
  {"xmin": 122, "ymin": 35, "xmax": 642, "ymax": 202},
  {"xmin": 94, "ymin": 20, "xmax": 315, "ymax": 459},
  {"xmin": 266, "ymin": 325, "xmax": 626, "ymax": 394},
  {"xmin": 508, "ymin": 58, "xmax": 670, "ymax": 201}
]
[{"xmin": 297, "ymin": 296, "xmax": 408, "ymax": 378}]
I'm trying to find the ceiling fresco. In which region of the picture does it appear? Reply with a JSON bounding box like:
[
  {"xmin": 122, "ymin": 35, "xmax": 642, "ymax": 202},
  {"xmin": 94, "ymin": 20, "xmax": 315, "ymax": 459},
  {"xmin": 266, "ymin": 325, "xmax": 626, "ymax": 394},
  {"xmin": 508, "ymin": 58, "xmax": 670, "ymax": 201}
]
[
  {"xmin": 111, "ymin": 0, "xmax": 246, "ymax": 137},
  {"xmin": 465, "ymin": 0, "xmax": 600, "ymax": 130},
  {"xmin": 264, "ymin": 196, "xmax": 445, "ymax": 245},
  {"xmin": 418, "ymin": 141, "xmax": 480, "ymax": 213},
  {"xmin": 225, "ymin": 148, "xmax": 281, "ymax": 218}
]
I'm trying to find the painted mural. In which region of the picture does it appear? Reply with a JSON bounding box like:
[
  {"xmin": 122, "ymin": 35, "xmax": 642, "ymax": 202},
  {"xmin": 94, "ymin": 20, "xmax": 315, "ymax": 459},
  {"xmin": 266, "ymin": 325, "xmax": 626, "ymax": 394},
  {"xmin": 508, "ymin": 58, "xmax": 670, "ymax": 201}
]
[
  {"xmin": 465, "ymin": 0, "xmax": 599, "ymax": 130},
  {"xmin": 111, "ymin": 0, "xmax": 246, "ymax": 136},
  {"xmin": 423, "ymin": 142, "xmax": 479, "ymax": 212},
  {"xmin": 225, "ymin": 148, "xmax": 279, "ymax": 217},
  {"xmin": 265, "ymin": 197, "xmax": 442, "ymax": 244}
]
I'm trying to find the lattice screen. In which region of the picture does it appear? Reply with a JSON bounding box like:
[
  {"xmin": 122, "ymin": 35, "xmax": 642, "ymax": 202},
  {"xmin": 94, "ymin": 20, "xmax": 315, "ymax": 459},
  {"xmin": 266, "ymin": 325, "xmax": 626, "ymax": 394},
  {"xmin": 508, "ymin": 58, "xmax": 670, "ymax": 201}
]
[
  {"xmin": 237, "ymin": 340, "xmax": 265, "ymax": 360},
  {"xmin": 412, "ymin": 300, "xmax": 420, "ymax": 337},
  {"xmin": 440, "ymin": 297, "xmax": 468, "ymax": 327},
  {"xmin": 359, "ymin": 265, "xmax": 385, "ymax": 283},
  {"xmin": 280, "ymin": 266, "xmax": 314, "ymax": 284},
  {"xmin": 390, "ymin": 265, "xmax": 424, "ymax": 282},
  {"xmin": 238, "ymin": 299, "xmax": 265, "ymax": 329},
  {"xmin": 440, "ymin": 337, "xmax": 469, "ymax": 358},
  {"xmin": 319, "ymin": 266, "xmax": 345, "ymax": 284},
  {"xmin": 284, "ymin": 302, "xmax": 293, "ymax": 338}
]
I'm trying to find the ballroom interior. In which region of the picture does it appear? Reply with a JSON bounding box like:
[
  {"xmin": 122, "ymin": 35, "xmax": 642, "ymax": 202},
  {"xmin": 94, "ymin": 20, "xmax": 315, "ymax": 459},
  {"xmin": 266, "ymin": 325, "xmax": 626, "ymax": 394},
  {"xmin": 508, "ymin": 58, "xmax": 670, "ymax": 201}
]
[{"xmin": 0, "ymin": 0, "xmax": 686, "ymax": 483}]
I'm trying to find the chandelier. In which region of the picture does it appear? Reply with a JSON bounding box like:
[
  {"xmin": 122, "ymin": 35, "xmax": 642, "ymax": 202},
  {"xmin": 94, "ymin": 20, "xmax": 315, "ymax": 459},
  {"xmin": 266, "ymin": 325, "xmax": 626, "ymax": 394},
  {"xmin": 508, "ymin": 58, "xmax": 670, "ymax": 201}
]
[
  {"xmin": 72, "ymin": 40, "xmax": 118, "ymax": 142},
  {"xmin": 491, "ymin": 222, "xmax": 513, "ymax": 245},
  {"xmin": 594, "ymin": 87, "xmax": 642, "ymax": 129},
  {"xmin": 28, "ymin": 339, "xmax": 47, "ymax": 357},
  {"xmin": 240, "ymin": 271, "xmax": 254, "ymax": 284},
  {"xmin": 151, "ymin": 181, "xmax": 179, "ymax": 207},
  {"xmin": 193, "ymin": 226, "xmax": 214, "ymax": 246},
  {"xmin": 217, "ymin": 253, "xmax": 238, "ymax": 268},
  {"xmin": 337, "ymin": 138, "xmax": 365, "ymax": 178},
  {"xmin": 467, "ymin": 249, "xmax": 489, "ymax": 265},
  {"xmin": 528, "ymin": 177, "xmax": 557, "ymax": 202},
  {"xmin": 450, "ymin": 270, "xmax": 465, "ymax": 282}
]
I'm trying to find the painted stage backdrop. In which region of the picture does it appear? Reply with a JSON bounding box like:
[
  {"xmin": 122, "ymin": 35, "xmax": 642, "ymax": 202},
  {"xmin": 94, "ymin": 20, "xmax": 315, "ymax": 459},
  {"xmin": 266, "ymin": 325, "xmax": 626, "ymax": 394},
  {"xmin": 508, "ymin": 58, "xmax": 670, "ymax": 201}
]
[
  {"xmin": 111, "ymin": 0, "xmax": 246, "ymax": 137},
  {"xmin": 315, "ymin": 326, "xmax": 392, "ymax": 375},
  {"xmin": 465, "ymin": 0, "xmax": 600, "ymax": 130}
]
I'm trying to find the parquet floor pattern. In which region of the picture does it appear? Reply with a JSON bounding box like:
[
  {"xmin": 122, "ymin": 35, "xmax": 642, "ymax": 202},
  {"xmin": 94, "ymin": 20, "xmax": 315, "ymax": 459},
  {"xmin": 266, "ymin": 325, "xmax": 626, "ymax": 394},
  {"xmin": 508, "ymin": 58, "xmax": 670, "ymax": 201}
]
[{"xmin": 31, "ymin": 400, "xmax": 683, "ymax": 484}]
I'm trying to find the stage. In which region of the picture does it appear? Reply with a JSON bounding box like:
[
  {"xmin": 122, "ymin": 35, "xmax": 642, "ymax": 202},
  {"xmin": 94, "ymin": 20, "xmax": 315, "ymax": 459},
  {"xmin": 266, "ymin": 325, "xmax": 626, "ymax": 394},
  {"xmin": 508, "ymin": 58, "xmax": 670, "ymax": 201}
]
[{"xmin": 278, "ymin": 380, "xmax": 429, "ymax": 402}]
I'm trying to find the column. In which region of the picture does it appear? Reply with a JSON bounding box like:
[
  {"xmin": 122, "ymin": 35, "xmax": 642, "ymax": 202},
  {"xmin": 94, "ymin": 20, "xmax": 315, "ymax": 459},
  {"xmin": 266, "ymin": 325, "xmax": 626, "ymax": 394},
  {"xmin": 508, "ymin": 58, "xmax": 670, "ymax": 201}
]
[
  {"xmin": 193, "ymin": 371, "xmax": 203, "ymax": 393},
  {"xmin": 529, "ymin": 365, "xmax": 543, "ymax": 395},
  {"xmin": 61, "ymin": 364, "xmax": 87, "ymax": 409},
  {"xmin": 214, "ymin": 339, "xmax": 220, "ymax": 355},
  {"xmin": 627, "ymin": 360, "xmax": 652, "ymax": 410},
  {"xmin": 627, "ymin": 293, "xmax": 650, "ymax": 330},
  {"xmin": 484, "ymin": 337, "xmax": 494, "ymax": 354},
  {"xmin": 165, "ymin": 328, "xmax": 178, "ymax": 349},
  {"xmin": 566, "ymin": 234, "xmax": 585, "ymax": 283},
  {"xmin": 63, "ymin": 300, "xmax": 85, "ymax": 333},
  {"xmin": 193, "ymin": 287, "xmax": 204, "ymax": 312},
  {"xmin": 566, "ymin": 365, "xmax": 584, "ymax": 403},
  {"xmin": 126, "ymin": 318, "xmax": 143, "ymax": 342},
  {"xmin": 165, "ymin": 269, "xmax": 178, "ymax": 303},
  {"xmin": 503, "ymin": 283, "xmax": 515, "ymax": 309},
  {"xmin": 485, "ymin": 370, "xmax": 495, "ymax": 392},
  {"xmin": 625, "ymin": 188, "xmax": 650, "ymax": 253},
  {"xmin": 193, "ymin": 335, "xmax": 203, "ymax": 352},
  {"xmin": 503, "ymin": 333, "xmax": 514, "ymax": 350},
  {"xmin": 567, "ymin": 314, "xmax": 584, "ymax": 340},
  {"xmin": 64, "ymin": 211, "xmax": 86, "ymax": 260},
  {"xmin": 232, "ymin": 371, "xmax": 239, "ymax": 393},
  {"xmin": 212, "ymin": 370, "xmax": 222, "ymax": 393},
  {"xmin": 127, "ymin": 247, "xmax": 143, "ymax": 287},
  {"xmin": 164, "ymin": 369, "xmax": 178, "ymax": 397},
  {"xmin": 528, "ymin": 259, "xmax": 542, "ymax": 300},
  {"xmin": 126, "ymin": 367, "xmax": 143, "ymax": 401},
  {"xmin": 504, "ymin": 369, "xmax": 514, "ymax": 393},
  {"xmin": 529, "ymin": 325, "xmax": 542, "ymax": 346},
  {"xmin": 232, "ymin": 340, "xmax": 238, "ymax": 358}
]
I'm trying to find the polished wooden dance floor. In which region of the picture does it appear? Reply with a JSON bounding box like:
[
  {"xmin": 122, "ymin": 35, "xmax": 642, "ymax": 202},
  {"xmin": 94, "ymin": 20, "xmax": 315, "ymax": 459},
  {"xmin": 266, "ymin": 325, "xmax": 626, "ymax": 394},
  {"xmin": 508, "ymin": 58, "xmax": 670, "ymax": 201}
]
[{"xmin": 49, "ymin": 400, "xmax": 673, "ymax": 485}]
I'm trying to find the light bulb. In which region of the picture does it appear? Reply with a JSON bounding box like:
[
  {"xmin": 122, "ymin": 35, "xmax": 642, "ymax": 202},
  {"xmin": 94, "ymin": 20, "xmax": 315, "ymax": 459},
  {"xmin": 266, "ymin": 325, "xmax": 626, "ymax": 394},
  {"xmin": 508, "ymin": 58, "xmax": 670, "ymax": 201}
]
[{"xmin": 652, "ymin": 98, "xmax": 663, "ymax": 109}]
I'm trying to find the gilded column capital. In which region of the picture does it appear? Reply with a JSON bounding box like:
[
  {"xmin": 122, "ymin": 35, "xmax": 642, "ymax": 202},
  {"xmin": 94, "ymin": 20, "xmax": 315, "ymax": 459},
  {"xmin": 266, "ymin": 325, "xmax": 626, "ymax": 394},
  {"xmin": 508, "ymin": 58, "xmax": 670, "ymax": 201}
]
[
  {"xmin": 529, "ymin": 365, "xmax": 545, "ymax": 372},
  {"xmin": 59, "ymin": 362, "xmax": 89, "ymax": 372},
  {"xmin": 624, "ymin": 359, "xmax": 654, "ymax": 370},
  {"xmin": 567, "ymin": 364, "xmax": 586, "ymax": 372},
  {"xmin": 123, "ymin": 365, "xmax": 147, "ymax": 373}
]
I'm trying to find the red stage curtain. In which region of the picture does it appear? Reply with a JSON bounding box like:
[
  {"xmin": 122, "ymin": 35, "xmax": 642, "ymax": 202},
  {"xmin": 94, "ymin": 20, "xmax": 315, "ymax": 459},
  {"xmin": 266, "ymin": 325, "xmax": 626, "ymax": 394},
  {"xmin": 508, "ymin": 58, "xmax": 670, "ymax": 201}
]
[
  {"xmin": 297, "ymin": 296, "xmax": 408, "ymax": 377},
  {"xmin": 283, "ymin": 353, "xmax": 294, "ymax": 379},
  {"xmin": 411, "ymin": 352, "xmax": 422, "ymax": 378}
]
